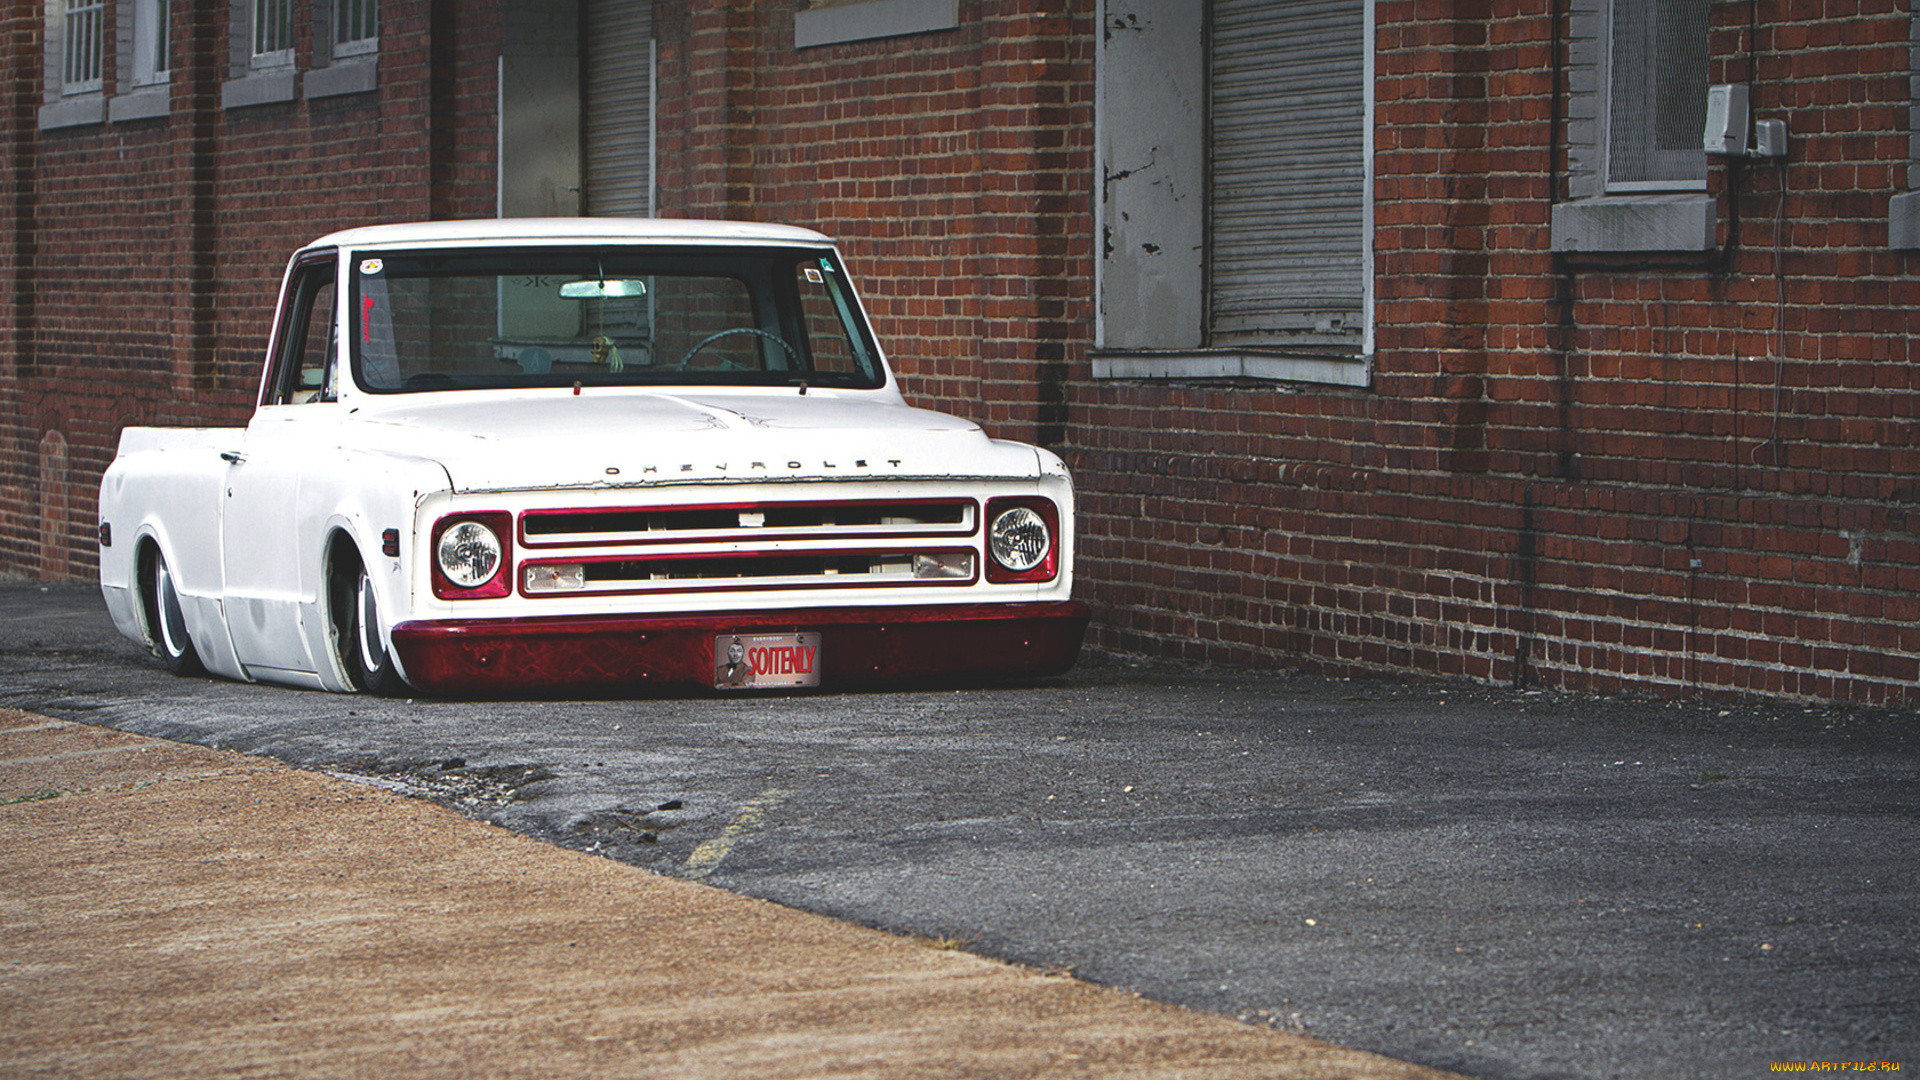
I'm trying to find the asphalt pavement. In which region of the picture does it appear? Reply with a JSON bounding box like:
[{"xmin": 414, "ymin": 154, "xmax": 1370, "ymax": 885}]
[
  {"xmin": 0, "ymin": 707, "xmax": 1459, "ymax": 1080},
  {"xmin": 3, "ymin": 580, "xmax": 1916, "ymax": 1079}
]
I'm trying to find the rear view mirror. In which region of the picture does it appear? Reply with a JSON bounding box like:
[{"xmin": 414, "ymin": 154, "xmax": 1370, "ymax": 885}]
[{"xmin": 560, "ymin": 279, "xmax": 648, "ymax": 299}]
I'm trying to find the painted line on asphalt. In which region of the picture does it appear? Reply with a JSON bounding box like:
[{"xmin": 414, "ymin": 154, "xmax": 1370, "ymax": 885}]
[{"xmin": 684, "ymin": 787, "xmax": 789, "ymax": 882}]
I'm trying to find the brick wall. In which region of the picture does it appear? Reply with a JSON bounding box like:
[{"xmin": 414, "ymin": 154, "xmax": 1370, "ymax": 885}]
[
  {"xmin": 0, "ymin": 0, "xmax": 500, "ymax": 586},
  {"xmin": 5, "ymin": 0, "xmax": 1914, "ymax": 708},
  {"xmin": 642, "ymin": 0, "xmax": 1915, "ymax": 706}
]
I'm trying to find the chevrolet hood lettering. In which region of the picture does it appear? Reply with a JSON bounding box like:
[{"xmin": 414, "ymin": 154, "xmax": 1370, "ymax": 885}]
[{"xmin": 342, "ymin": 391, "xmax": 1042, "ymax": 493}]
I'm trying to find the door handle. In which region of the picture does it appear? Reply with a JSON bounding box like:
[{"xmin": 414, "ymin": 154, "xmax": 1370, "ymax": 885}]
[{"xmin": 220, "ymin": 451, "xmax": 246, "ymax": 464}]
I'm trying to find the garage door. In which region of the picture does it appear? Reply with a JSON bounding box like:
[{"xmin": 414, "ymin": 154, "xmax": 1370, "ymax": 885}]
[
  {"xmin": 584, "ymin": 0, "xmax": 654, "ymax": 218},
  {"xmin": 1210, "ymin": 0, "xmax": 1366, "ymax": 348}
]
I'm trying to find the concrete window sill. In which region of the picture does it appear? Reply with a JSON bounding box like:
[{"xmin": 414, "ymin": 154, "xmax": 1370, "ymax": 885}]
[
  {"xmin": 38, "ymin": 95, "xmax": 106, "ymax": 130},
  {"xmin": 222, "ymin": 69, "xmax": 297, "ymax": 110},
  {"xmin": 1550, "ymin": 194, "xmax": 1716, "ymax": 253},
  {"xmin": 109, "ymin": 88, "xmax": 171, "ymax": 123},
  {"xmin": 304, "ymin": 59, "xmax": 378, "ymax": 100},
  {"xmin": 794, "ymin": 0, "xmax": 957, "ymax": 48},
  {"xmin": 1092, "ymin": 350, "xmax": 1371, "ymax": 388}
]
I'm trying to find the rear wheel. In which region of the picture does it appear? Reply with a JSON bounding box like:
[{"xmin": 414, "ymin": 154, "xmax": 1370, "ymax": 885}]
[{"xmin": 144, "ymin": 550, "xmax": 203, "ymax": 675}]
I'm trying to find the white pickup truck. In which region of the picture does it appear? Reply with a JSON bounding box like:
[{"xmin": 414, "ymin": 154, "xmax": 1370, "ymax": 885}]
[{"xmin": 97, "ymin": 219, "xmax": 1088, "ymax": 694}]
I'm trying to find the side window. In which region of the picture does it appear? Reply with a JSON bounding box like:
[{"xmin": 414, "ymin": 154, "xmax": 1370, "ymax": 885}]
[{"xmin": 267, "ymin": 262, "xmax": 339, "ymax": 405}]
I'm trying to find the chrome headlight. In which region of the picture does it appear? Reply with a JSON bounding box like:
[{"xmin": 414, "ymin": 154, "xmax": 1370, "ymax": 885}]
[
  {"xmin": 436, "ymin": 520, "xmax": 502, "ymax": 587},
  {"xmin": 988, "ymin": 506, "xmax": 1051, "ymax": 573}
]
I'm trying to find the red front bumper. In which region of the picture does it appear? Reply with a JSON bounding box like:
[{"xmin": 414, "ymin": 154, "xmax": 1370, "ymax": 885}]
[{"xmin": 389, "ymin": 601, "xmax": 1090, "ymax": 694}]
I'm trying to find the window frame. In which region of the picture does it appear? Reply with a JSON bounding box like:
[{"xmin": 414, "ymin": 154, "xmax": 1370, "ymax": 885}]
[
  {"xmin": 129, "ymin": 0, "xmax": 171, "ymax": 88},
  {"xmin": 304, "ymin": 0, "xmax": 381, "ymax": 99},
  {"xmin": 40, "ymin": 0, "xmax": 109, "ymax": 128},
  {"xmin": 221, "ymin": 0, "xmax": 297, "ymax": 109},
  {"xmin": 1549, "ymin": 0, "xmax": 1716, "ymax": 253},
  {"xmin": 61, "ymin": 0, "xmax": 107, "ymax": 96},
  {"xmin": 1090, "ymin": 0, "xmax": 1373, "ymax": 387},
  {"xmin": 262, "ymin": 253, "xmax": 343, "ymax": 408},
  {"xmin": 250, "ymin": 0, "xmax": 295, "ymax": 69},
  {"xmin": 333, "ymin": 0, "xmax": 377, "ymax": 58},
  {"xmin": 1600, "ymin": 0, "xmax": 1710, "ymax": 194}
]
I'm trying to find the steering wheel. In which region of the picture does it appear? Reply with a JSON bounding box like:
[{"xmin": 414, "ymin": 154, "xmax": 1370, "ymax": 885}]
[
  {"xmin": 404, "ymin": 371, "xmax": 459, "ymax": 389},
  {"xmin": 675, "ymin": 328, "xmax": 798, "ymax": 371}
]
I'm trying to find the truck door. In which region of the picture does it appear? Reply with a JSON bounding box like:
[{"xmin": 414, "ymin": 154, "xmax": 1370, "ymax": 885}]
[{"xmin": 221, "ymin": 254, "xmax": 339, "ymax": 678}]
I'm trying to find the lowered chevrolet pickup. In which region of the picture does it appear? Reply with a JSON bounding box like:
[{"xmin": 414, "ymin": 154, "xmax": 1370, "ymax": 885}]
[{"xmin": 97, "ymin": 219, "xmax": 1088, "ymax": 694}]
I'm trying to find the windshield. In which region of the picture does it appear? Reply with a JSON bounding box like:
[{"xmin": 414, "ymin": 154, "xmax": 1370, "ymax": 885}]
[{"xmin": 349, "ymin": 246, "xmax": 885, "ymax": 393}]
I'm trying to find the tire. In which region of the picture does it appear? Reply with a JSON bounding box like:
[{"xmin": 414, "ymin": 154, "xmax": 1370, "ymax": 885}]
[
  {"xmin": 335, "ymin": 557, "xmax": 401, "ymax": 695},
  {"xmin": 145, "ymin": 550, "xmax": 204, "ymax": 676}
]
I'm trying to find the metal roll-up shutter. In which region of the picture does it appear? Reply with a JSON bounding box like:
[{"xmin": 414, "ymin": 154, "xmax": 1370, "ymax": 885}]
[
  {"xmin": 1210, "ymin": 0, "xmax": 1365, "ymax": 347},
  {"xmin": 585, "ymin": 0, "xmax": 654, "ymax": 218}
]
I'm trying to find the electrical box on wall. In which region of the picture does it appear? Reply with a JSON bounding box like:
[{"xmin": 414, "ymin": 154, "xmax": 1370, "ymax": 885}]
[{"xmin": 1704, "ymin": 83, "xmax": 1750, "ymax": 156}]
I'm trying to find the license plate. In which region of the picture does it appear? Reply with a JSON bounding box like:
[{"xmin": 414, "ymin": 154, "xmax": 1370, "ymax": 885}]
[{"xmin": 713, "ymin": 632, "xmax": 822, "ymax": 689}]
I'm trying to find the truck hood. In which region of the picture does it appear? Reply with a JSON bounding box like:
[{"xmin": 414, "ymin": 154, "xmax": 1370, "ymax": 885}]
[{"xmin": 341, "ymin": 390, "xmax": 1044, "ymax": 494}]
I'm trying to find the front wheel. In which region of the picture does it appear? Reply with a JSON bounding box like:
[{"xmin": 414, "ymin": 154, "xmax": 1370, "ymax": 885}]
[
  {"xmin": 144, "ymin": 550, "xmax": 203, "ymax": 676},
  {"xmin": 335, "ymin": 559, "xmax": 401, "ymax": 694}
]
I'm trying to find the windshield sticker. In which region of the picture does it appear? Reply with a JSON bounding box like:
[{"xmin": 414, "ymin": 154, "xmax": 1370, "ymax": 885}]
[
  {"xmin": 804, "ymin": 267, "xmax": 824, "ymax": 283},
  {"xmin": 359, "ymin": 258, "xmax": 383, "ymax": 275}
]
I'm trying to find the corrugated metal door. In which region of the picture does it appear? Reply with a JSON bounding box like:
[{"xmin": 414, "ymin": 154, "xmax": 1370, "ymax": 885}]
[
  {"xmin": 1210, "ymin": 0, "xmax": 1365, "ymax": 347},
  {"xmin": 584, "ymin": 0, "xmax": 654, "ymax": 218}
]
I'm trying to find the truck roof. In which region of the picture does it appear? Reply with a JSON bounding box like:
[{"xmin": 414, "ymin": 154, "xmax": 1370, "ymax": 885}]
[{"xmin": 305, "ymin": 218, "xmax": 836, "ymax": 251}]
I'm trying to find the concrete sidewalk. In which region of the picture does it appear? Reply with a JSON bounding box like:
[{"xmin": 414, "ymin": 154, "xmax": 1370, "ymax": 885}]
[{"xmin": 0, "ymin": 708, "xmax": 1460, "ymax": 1080}]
